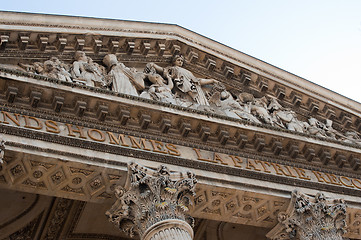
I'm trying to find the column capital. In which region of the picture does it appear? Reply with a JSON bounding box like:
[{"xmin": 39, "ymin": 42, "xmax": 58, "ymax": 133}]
[
  {"xmin": 106, "ymin": 162, "xmax": 197, "ymax": 239},
  {"xmin": 267, "ymin": 190, "xmax": 347, "ymax": 240}
]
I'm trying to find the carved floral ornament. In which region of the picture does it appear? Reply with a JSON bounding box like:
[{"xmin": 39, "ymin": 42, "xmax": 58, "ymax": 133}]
[
  {"xmin": 106, "ymin": 162, "xmax": 197, "ymax": 239},
  {"xmin": 266, "ymin": 190, "xmax": 347, "ymax": 240},
  {"xmin": 8, "ymin": 52, "xmax": 361, "ymax": 146}
]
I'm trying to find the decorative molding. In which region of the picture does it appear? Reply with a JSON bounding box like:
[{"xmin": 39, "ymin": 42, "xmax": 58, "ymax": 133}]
[
  {"xmin": 7, "ymin": 212, "xmax": 43, "ymax": 240},
  {"xmin": 0, "ymin": 150, "xmax": 124, "ymax": 203},
  {"xmin": 192, "ymin": 185, "xmax": 288, "ymax": 228},
  {"xmin": 41, "ymin": 198, "xmax": 73, "ymax": 240}
]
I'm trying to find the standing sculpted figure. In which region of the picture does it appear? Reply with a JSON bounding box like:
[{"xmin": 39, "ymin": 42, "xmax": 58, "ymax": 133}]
[
  {"xmin": 103, "ymin": 54, "xmax": 145, "ymax": 96},
  {"xmin": 71, "ymin": 51, "xmax": 105, "ymax": 87},
  {"xmin": 148, "ymin": 55, "xmax": 218, "ymax": 106}
]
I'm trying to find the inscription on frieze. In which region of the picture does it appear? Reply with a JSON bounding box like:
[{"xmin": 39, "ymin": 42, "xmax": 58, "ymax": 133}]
[{"xmin": 1, "ymin": 110, "xmax": 361, "ymax": 192}]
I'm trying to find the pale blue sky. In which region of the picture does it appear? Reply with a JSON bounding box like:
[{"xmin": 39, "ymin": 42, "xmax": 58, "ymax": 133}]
[{"xmin": 2, "ymin": 0, "xmax": 361, "ymax": 102}]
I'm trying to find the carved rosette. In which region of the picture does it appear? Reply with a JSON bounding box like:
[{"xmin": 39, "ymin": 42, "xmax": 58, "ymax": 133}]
[
  {"xmin": 267, "ymin": 190, "xmax": 347, "ymax": 240},
  {"xmin": 106, "ymin": 162, "xmax": 197, "ymax": 239}
]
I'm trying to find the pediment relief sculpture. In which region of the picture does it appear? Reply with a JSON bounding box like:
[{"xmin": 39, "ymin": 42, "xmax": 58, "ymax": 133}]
[
  {"xmin": 11, "ymin": 52, "xmax": 361, "ymax": 146},
  {"xmin": 72, "ymin": 51, "xmax": 106, "ymax": 87}
]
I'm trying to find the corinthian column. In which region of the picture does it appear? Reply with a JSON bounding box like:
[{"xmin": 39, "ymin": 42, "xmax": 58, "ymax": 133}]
[
  {"xmin": 106, "ymin": 162, "xmax": 197, "ymax": 240},
  {"xmin": 266, "ymin": 190, "xmax": 347, "ymax": 240}
]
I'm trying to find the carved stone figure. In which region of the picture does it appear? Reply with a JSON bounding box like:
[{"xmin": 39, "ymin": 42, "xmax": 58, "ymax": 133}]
[
  {"xmin": 341, "ymin": 131, "xmax": 361, "ymax": 145},
  {"xmin": 106, "ymin": 162, "xmax": 197, "ymax": 239},
  {"xmin": 103, "ymin": 54, "xmax": 145, "ymax": 96},
  {"xmin": 268, "ymin": 98, "xmax": 307, "ymax": 132},
  {"xmin": 0, "ymin": 139, "xmax": 5, "ymax": 164},
  {"xmin": 249, "ymin": 97, "xmax": 274, "ymax": 125},
  {"xmin": 33, "ymin": 62, "xmax": 44, "ymax": 75},
  {"xmin": 267, "ymin": 190, "xmax": 347, "ymax": 240},
  {"xmin": 8, "ymin": 53, "xmax": 360, "ymax": 147},
  {"xmin": 71, "ymin": 51, "xmax": 105, "ymax": 87},
  {"xmin": 148, "ymin": 55, "xmax": 218, "ymax": 106},
  {"xmin": 207, "ymin": 83, "xmax": 261, "ymax": 123},
  {"xmin": 306, "ymin": 118, "xmax": 344, "ymax": 140},
  {"xmin": 19, "ymin": 62, "xmax": 44, "ymax": 74},
  {"xmin": 43, "ymin": 57, "xmax": 72, "ymax": 82},
  {"xmin": 238, "ymin": 92, "xmax": 255, "ymax": 103},
  {"xmin": 146, "ymin": 72, "xmax": 177, "ymax": 104},
  {"xmin": 306, "ymin": 118, "xmax": 328, "ymax": 138}
]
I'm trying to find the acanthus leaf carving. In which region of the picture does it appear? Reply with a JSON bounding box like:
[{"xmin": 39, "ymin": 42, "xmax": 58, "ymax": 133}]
[
  {"xmin": 266, "ymin": 190, "xmax": 347, "ymax": 240},
  {"xmin": 106, "ymin": 162, "xmax": 197, "ymax": 238}
]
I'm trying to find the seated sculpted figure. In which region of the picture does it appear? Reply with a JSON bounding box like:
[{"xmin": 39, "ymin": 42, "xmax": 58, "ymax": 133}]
[
  {"xmin": 307, "ymin": 118, "xmax": 328, "ymax": 138},
  {"xmin": 342, "ymin": 131, "xmax": 361, "ymax": 145},
  {"xmin": 43, "ymin": 58, "xmax": 72, "ymax": 82},
  {"xmin": 148, "ymin": 55, "xmax": 218, "ymax": 106},
  {"xmin": 32, "ymin": 62, "xmax": 44, "ymax": 75},
  {"xmin": 248, "ymin": 97, "xmax": 274, "ymax": 125},
  {"xmin": 72, "ymin": 51, "xmax": 105, "ymax": 87},
  {"xmin": 268, "ymin": 98, "xmax": 308, "ymax": 132},
  {"xmin": 207, "ymin": 83, "xmax": 261, "ymax": 124},
  {"xmin": 147, "ymin": 71, "xmax": 177, "ymax": 104},
  {"xmin": 18, "ymin": 62, "xmax": 44, "ymax": 74},
  {"xmin": 103, "ymin": 54, "xmax": 145, "ymax": 96}
]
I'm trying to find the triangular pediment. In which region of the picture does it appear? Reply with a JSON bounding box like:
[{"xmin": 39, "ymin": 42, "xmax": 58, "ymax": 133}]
[{"xmin": 0, "ymin": 11, "xmax": 361, "ymax": 240}]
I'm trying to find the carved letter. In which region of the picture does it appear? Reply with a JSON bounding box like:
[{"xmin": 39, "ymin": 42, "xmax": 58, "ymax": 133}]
[
  {"xmin": 166, "ymin": 143, "xmax": 181, "ymax": 156},
  {"xmin": 88, "ymin": 129, "xmax": 106, "ymax": 142},
  {"xmin": 1, "ymin": 111, "xmax": 21, "ymax": 126},
  {"xmin": 66, "ymin": 124, "xmax": 87, "ymax": 139},
  {"xmin": 246, "ymin": 159, "xmax": 261, "ymax": 171},
  {"xmin": 229, "ymin": 155, "xmax": 243, "ymax": 168},
  {"xmin": 148, "ymin": 139, "xmax": 168, "ymax": 154},
  {"xmin": 23, "ymin": 115, "xmax": 43, "ymax": 130},
  {"xmin": 45, "ymin": 120, "xmax": 60, "ymax": 133},
  {"xmin": 107, "ymin": 132, "xmax": 129, "ymax": 147},
  {"xmin": 293, "ymin": 167, "xmax": 311, "ymax": 180},
  {"xmin": 128, "ymin": 136, "xmax": 151, "ymax": 151}
]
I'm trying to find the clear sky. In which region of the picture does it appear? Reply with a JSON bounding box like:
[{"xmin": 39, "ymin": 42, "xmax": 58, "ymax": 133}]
[{"xmin": 2, "ymin": 0, "xmax": 361, "ymax": 103}]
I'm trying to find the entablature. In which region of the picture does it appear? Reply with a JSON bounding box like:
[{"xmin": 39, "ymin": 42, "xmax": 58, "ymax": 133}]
[{"xmin": 1, "ymin": 71, "xmax": 360, "ymax": 175}]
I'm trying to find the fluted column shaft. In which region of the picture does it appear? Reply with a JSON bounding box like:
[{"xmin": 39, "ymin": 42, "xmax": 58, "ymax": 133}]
[{"xmin": 143, "ymin": 219, "xmax": 193, "ymax": 240}]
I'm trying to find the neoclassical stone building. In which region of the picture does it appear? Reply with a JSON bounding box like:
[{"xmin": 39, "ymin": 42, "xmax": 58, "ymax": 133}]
[{"xmin": 0, "ymin": 11, "xmax": 360, "ymax": 240}]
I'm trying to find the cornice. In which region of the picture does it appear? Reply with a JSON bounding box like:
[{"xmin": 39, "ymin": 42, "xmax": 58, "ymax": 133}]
[{"xmin": 0, "ymin": 11, "xmax": 360, "ymax": 115}]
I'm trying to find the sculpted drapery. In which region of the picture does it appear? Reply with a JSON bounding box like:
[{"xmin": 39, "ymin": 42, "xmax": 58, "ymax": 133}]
[
  {"xmin": 14, "ymin": 53, "xmax": 361, "ymax": 147},
  {"xmin": 103, "ymin": 54, "xmax": 145, "ymax": 96},
  {"xmin": 148, "ymin": 55, "xmax": 218, "ymax": 106}
]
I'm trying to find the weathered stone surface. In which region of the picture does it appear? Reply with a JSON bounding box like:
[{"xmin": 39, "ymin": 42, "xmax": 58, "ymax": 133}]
[{"xmin": 106, "ymin": 163, "xmax": 197, "ymax": 239}]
